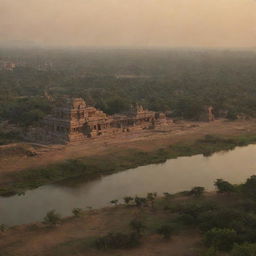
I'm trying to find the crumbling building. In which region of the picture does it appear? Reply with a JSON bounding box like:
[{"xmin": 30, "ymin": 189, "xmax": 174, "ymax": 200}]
[{"xmin": 34, "ymin": 98, "xmax": 169, "ymax": 143}]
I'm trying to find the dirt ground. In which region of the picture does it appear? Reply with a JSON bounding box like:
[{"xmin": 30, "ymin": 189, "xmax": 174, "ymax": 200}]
[
  {"xmin": 0, "ymin": 205, "xmax": 202, "ymax": 256},
  {"xmin": 1, "ymin": 119, "xmax": 256, "ymax": 181},
  {"xmin": 1, "ymin": 120, "xmax": 253, "ymax": 255}
]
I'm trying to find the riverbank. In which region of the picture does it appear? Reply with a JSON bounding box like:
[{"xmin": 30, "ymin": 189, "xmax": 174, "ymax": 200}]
[
  {"xmin": 1, "ymin": 129, "xmax": 256, "ymax": 196},
  {"xmin": 1, "ymin": 119, "xmax": 256, "ymax": 176},
  {"xmin": 1, "ymin": 177, "xmax": 256, "ymax": 256},
  {"xmin": 0, "ymin": 192, "xmax": 203, "ymax": 256}
]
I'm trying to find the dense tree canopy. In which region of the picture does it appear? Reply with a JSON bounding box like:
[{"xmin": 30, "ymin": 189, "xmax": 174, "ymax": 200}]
[{"xmin": 1, "ymin": 48, "xmax": 256, "ymax": 126}]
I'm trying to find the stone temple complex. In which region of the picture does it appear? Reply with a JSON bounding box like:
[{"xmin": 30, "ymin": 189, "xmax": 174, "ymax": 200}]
[{"xmin": 31, "ymin": 98, "xmax": 169, "ymax": 144}]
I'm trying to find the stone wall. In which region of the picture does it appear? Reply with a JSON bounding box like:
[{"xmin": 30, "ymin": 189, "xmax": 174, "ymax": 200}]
[{"xmin": 30, "ymin": 97, "xmax": 169, "ymax": 144}]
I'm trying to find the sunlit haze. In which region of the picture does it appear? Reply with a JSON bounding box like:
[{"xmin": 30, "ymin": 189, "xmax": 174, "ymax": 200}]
[{"xmin": 1, "ymin": 0, "xmax": 256, "ymax": 48}]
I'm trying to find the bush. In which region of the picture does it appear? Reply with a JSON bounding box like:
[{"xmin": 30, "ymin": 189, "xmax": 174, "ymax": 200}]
[
  {"xmin": 235, "ymin": 199, "xmax": 256, "ymax": 212},
  {"xmin": 227, "ymin": 111, "xmax": 238, "ymax": 120},
  {"xmin": 200, "ymin": 247, "xmax": 217, "ymax": 256},
  {"xmin": 129, "ymin": 219, "xmax": 145, "ymax": 235},
  {"xmin": 231, "ymin": 243, "xmax": 256, "ymax": 256},
  {"xmin": 178, "ymin": 213, "xmax": 197, "ymax": 226},
  {"xmin": 176, "ymin": 201, "xmax": 217, "ymax": 226},
  {"xmin": 214, "ymin": 179, "xmax": 235, "ymax": 193},
  {"xmin": 0, "ymin": 224, "xmax": 8, "ymax": 232},
  {"xmin": 147, "ymin": 192, "xmax": 157, "ymax": 208},
  {"xmin": 204, "ymin": 228, "xmax": 237, "ymax": 251},
  {"xmin": 94, "ymin": 232, "xmax": 140, "ymax": 249},
  {"xmin": 110, "ymin": 199, "xmax": 118, "ymax": 206},
  {"xmin": 157, "ymin": 224, "xmax": 173, "ymax": 240},
  {"xmin": 123, "ymin": 196, "xmax": 133, "ymax": 205},
  {"xmin": 190, "ymin": 186, "xmax": 205, "ymax": 197},
  {"xmin": 43, "ymin": 210, "xmax": 61, "ymax": 226},
  {"xmin": 198, "ymin": 208, "xmax": 244, "ymax": 232},
  {"xmin": 163, "ymin": 192, "xmax": 173, "ymax": 200},
  {"xmin": 242, "ymin": 176, "xmax": 256, "ymax": 199},
  {"xmin": 134, "ymin": 196, "xmax": 147, "ymax": 208},
  {"xmin": 0, "ymin": 130, "xmax": 22, "ymax": 145},
  {"xmin": 72, "ymin": 208, "xmax": 83, "ymax": 217}
]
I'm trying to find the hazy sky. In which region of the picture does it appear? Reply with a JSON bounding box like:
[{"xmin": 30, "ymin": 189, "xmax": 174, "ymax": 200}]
[{"xmin": 1, "ymin": 0, "xmax": 256, "ymax": 48}]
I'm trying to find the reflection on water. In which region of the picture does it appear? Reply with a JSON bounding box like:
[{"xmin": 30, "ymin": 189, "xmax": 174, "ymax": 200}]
[{"xmin": 1, "ymin": 145, "xmax": 256, "ymax": 226}]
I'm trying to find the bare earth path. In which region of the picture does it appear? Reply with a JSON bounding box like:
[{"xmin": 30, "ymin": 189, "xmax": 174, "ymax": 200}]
[{"xmin": 0, "ymin": 119, "xmax": 256, "ymax": 181}]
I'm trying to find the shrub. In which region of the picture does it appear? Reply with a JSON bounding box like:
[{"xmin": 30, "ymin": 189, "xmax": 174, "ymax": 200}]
[
  {"xmin": 163, "ymin": 192, "xmax": 173, "ymax": 200},
  {"xmin": 176, "ymin": 201, "xmax": 217, "ymax": 226},
  {"xmin": 0, "ymin": 224, "xmax": 8, "ymax": 232},
  {"xmin": 178, "ymin": 213, "xmax": 198, "ymax": 226},
  {"xmin": 123, "ymin": 196, "xmax": 133, "ymax": 205},
  {"xmin": 204, "ymin": 228, "xmax": 237, "ymax": 251},
  {"xmin": 235, "ymin": 199, "xmax": 256, "ymax": 212},
  {"xmin": 190, "ymin": 186, "xmax": 205, "ymax": 197},
  {"xmin": 200, "ymin": 247, "xmax": 217, "ymax": 256},
  {"xmin": 134, "ymin": 196, "xmax": 147, "ymax": 208},
  {"xmin": 129, "ymin": 219, "xmax": 145, "ymax": 235},
  {"xmin": 72, "ymin": 208, "xmax": 83, "ymax": 217},
  {"xmin": 147, "ymin": 192, "xmax": 157, "ymax": 208},
  {"xmin": 242, "ymin": 176, "xmax": 256, "ymax": 199},
  {"xmin": 43, "ymin": 210, "xmax": 61, "ymax": 226},
  {"xmin": 110, "ymin": 200, "xmax": 118, "ymax": 206},
  {"xmin": 227, "ymin": 111, "xmax": 238, "ymax": 120},
  {"xmin": 231, "ymin": 243, "xmax": 256, "ymax": 256},
  {"xmin": 214, "ymin": 179, "xmax": 235, "ymax": 193},
  {"xmin": 198, "ymin": 208, "xmax": 243, "ymax": 232},
  {"xmin": 157, "ymin": 224, "xmax": 173, "ymax": 240},
  {"xmin": 94, "ymin": 232, "xmax": 140, "ymax": 249}
]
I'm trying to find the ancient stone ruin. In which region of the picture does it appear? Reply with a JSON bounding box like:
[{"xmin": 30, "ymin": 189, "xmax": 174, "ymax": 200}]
[
  {"xmin": 31, "ymin": 97, "xmax": 169, "ymax": 143},
  {"xmin": 208, "ymin": 106, "xmax": 215, "ymax": 122}
]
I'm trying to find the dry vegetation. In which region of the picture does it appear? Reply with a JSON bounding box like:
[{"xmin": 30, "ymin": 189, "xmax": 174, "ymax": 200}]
[
  {"xmin": 1, "ymin": 119, "xmax": 256, "ymax": 177},
  {"xmin": 1, "ymin": 120, "xmax": 256, "ymax": 255},
  {"xmin": 0, "ymin": 195, "xmax": 204, "ymax": 256},
  {"xmin": 1, "ymin": 187, "xmax": 255, "ymax": 256}
]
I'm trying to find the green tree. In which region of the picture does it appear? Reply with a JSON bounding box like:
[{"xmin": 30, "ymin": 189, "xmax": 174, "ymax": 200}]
[
  {"xmin": 204, "ymin": 228, "xmax": 237, "ymax": 251},
  {"xmin": 231, "ymin": 243, "xmax": 256, "ymax": 256},
  {"xmin": 190, "ymin": 186, "xmax": 205, "ymax": 197},
  {"xmin": 214, "ymin": 179, "xmax": 235, "ymax": 193},
  {"xmin": 134, "ymin": 196, "xmax": 147, "ymax": 208},
  {"xmin": 105, "ymin": 97, "xmax": 129, "ymax": 114},
  {"xmin": 242, "ymin": 175, "xmax": 256, "ymax": 199},
  {"xmin": 173, "ymin": 96, "xmax": 204, "ymax": 120}
]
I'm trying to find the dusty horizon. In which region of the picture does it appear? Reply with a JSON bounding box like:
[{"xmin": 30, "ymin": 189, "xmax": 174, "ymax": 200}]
[{"xmin": 1, "ymin": 0, "xmax": 256, "ymax": 48}]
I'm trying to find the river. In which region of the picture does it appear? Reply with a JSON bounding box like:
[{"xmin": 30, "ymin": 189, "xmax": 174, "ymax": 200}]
[{"xmin": 1, "ymin": 144, "xmax": 256, "ymax": 226}]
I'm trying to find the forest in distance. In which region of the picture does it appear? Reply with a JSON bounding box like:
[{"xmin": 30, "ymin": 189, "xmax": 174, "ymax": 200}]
[{"xmin": 1, "ymin": 48, "xmax": 256, "ymax": 127}]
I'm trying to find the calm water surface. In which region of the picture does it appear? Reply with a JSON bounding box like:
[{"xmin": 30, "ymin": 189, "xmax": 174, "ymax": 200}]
[{"xmin": 1, "ymin": 145, "xmax": 256, "ymax": 226}]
